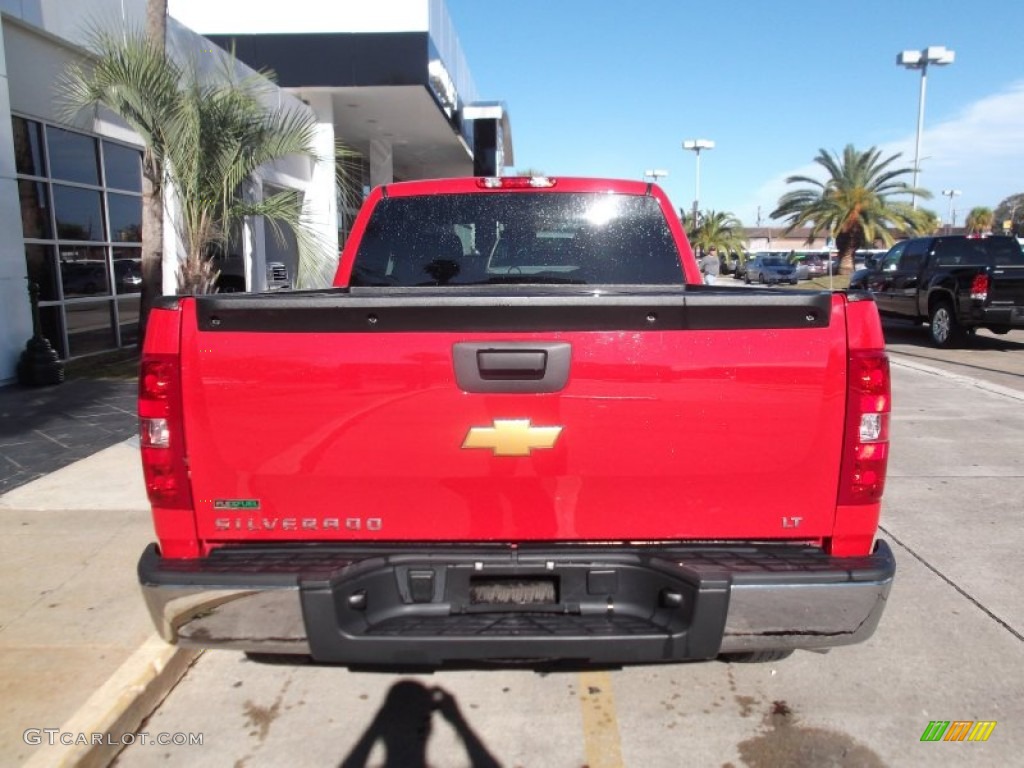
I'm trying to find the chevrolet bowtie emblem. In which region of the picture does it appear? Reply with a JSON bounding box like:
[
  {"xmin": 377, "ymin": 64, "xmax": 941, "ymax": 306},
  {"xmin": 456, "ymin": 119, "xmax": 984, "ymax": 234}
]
[{"xmin": 462, "ymin": 419, "xmax": 563, "ymax": 457}]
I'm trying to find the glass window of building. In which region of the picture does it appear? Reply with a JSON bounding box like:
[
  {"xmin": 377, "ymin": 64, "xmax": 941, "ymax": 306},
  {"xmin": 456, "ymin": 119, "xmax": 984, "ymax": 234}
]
[
  {"xmin": 12, "ymin": 117, "xmax": 46, "ymax": 177},
  {"xmin": 103, "ymin": 141, "xmax": 144, "ymax": 192},
  {"xmin": 24, "ymin": 245, "xmax": 60, "ymax": 302},
  {"xmin": 17, "ymin": 180, "xmax": 52, "ymax": 239},
  {"xmin": 53, "ymin": 185, "xmax": 105, "ymax": 241},
  {"xmin": 46, "ymin": 125, "xmax": 100, "ymax": 185},
  {"xmin": 13, "ymin": 116, "xmax": 143, "ymax": 359},
  {"xmin": 108, "ymin": 194, "xmax": 142, "ymax": 242},
  {"xmin": 113, "ymin": 247, "xmax": 143, "ymax": 295}
]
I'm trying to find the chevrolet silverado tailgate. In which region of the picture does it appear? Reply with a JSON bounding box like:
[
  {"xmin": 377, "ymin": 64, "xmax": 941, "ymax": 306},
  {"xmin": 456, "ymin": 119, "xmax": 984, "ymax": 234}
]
[{"xmin": 180, "ymin": 289, "xmax": 849, "ymax": 544}]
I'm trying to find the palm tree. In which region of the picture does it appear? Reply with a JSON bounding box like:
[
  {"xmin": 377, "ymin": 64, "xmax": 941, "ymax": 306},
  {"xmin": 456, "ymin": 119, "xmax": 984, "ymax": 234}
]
[
  {"xmin": 994, "ymin": 193, "xmax": 1024, "ymax": 236},
  {"xmin": 164, "ymin": 62, "xmax": 322, "ymax": 293},
  {"xmin": 690, "ymin": 209, "xmax": 747, "ymax": 261},
  {"xmin": 60, "ymin": 30, "xmax": 330, "ymax": 301},
  {"xmin": 60, "ymin": 30, "xmax": 176, "ymax": 337},
  {"xmin": 141, "ymin": 0, "xmax": 167, "ymax": 335},
  {"xmin": 681, "ymin": 210, "xmax": 697, "ymax": 237},
  {"xmin": 918, "ymin": 208, "xmax": 942, "ymax": 235},
  {"xmin": 965, "ymin": 207, "xmax": 994, "ymax": 236},
  {"xmin": 336, "ymin": 140, "xmax": 365, "ymax": 255},
  {"xmin": 771, "ymin": 145, "xmax": 931, "ymax": 275}
]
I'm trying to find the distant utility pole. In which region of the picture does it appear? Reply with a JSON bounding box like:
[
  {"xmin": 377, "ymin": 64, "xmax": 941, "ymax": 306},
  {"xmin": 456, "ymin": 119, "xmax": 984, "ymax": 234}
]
[
  {"xmin": 897, "ymin": 45, "xmax": 955, "ymax": 210},
  {"xmin": 942, "ymin": 189, "xmax": 961, "ymax": 234},
  {"xmin": 682, "ymin": 139, "xmax": 714, "ymax": 245}
]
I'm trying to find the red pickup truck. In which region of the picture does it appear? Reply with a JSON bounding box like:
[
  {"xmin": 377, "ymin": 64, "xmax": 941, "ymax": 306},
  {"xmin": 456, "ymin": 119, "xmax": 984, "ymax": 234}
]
[{"xmin": 137, "ymin": 177, "xmax": 894, "ymax": 666}]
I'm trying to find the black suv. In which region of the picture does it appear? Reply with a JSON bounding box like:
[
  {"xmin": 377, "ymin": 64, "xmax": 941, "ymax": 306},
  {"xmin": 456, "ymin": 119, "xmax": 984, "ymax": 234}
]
[{"xmin": 850, "ymin": 235, "xmax": 1024, "ymax": 346}]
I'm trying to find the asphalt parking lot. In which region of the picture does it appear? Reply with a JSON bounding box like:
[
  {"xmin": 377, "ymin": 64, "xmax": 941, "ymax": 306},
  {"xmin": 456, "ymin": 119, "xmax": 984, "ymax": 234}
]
[{"xmin": 113, "ymin": 332, "xmax": 1024, "ymax": 768}]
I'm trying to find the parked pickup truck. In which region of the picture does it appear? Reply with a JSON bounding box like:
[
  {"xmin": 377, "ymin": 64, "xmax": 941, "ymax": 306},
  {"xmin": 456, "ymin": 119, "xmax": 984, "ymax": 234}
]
[
  {"xmin": 137, "ymin": 176, "xmax": 894, "ymax": 667},
  {"xmin": 849, "ymin": 234, "xmax": 1024, "ymax": 346}
]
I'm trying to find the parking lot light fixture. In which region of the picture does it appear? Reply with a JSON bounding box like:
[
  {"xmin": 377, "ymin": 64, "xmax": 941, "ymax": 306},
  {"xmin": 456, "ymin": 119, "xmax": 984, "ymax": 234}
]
[
  {"xmin": 942, "ymin": 189, "xmax": 961, "ymax": 234},
  {"xmin": 682, "ymin": 139, "xmax": 714, "ymax": 239},
  {"xmin": 644, "ymin": 169, "xmax": 668, "ymax": 184},
  {"xmin": 898, "ymin": 46, "xmax": 955, "ymax": 210}
]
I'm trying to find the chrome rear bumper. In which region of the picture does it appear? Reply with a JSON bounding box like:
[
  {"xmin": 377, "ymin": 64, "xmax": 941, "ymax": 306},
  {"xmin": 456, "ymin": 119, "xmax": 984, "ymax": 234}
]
[{"xmin": 140, "ymin": 541, "xmax": 894, "ymax": 663}]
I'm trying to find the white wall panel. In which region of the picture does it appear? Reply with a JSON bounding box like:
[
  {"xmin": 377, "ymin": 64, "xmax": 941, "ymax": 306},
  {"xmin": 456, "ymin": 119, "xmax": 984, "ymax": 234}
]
[
  {"xmin": 0, "ymin": 15, "xmax": 32, "ymax": 381},
  {"xmin": 4, "ymin": 22, "xmax": 88, "ymax": 125},
  {"xmin": 168, "ymin": 0, "xmax": 429, "ymax": 35}
]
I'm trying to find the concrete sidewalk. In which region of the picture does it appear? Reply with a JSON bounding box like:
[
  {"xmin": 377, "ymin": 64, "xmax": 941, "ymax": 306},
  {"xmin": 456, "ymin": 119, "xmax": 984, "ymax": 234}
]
[
  {"xmin": 0, "ymin": 377, "xmax": 138, "ymax": 495},
  {"xmin": 0, "ymin": 440, "xmax": 196, "ymax": 767}
]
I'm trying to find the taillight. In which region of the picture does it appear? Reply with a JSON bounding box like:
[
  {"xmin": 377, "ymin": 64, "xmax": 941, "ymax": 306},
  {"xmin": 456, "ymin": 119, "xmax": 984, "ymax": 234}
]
[
  {"xmin": 838, "ymin": 350, "xmax": 891, "ymax": 505},
  {"xmin": 477, "ymin": 176, "xmax": 557, "ymax": 189},
  {"xmin": 970, "ymin": 273, "xmax": 989, "ymax": 301},
  {"xmin": 138, "ymin": 353, "xmax": 192, "ymax": 510}
]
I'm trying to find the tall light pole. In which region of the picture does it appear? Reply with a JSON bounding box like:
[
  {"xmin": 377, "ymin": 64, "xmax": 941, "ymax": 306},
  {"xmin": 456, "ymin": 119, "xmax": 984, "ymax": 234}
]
[
  {"xmin": 942, "ymin": 189, "xmax": 961, "ymax": 234},
  {"xmin": 682, "ymin": 139, "xmax": 714, "ymax": 236},
  {"xmin": 897, "ymin": 45, "xmax": 955, "ymax": 209},
  {"xmin": 644, "ymin": 169, "xmax": 668, "ymax": 184}
]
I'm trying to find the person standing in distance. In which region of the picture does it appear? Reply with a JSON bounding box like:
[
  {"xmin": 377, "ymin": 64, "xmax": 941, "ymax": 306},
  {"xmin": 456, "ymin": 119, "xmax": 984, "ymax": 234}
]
[{"xmin": 701, "ymin": 246, "xmax": 721, "ymax": 285}]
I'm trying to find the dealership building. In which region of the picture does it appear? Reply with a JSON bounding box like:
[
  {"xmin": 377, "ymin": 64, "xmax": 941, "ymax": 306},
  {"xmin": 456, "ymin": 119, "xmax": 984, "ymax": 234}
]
[{"xmin": 0, "ymin": 0, "xmax": 512, "ymax": 383}]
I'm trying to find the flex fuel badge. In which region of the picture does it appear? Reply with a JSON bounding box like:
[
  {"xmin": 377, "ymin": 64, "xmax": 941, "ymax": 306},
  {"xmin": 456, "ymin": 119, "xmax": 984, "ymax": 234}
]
[{"xmin": 213, "ymin": 499, "xmax": 261, "ymax": 510}]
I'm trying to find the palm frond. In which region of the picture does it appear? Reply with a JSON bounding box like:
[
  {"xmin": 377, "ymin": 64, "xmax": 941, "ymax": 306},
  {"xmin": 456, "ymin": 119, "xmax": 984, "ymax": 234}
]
[{"xmin": 771, "ymin": 144, "xmax": 929, "ymax": 274}]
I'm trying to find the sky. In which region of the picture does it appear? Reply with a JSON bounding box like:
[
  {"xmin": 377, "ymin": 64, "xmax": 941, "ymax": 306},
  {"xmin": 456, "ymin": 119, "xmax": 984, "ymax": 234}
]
[{"xmin": 445, "ymin": 0, "xmax": 1024, "ymax": 228}]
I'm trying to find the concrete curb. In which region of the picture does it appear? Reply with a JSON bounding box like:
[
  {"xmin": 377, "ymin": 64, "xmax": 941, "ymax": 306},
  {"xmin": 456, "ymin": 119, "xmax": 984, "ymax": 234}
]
[{"xmin": 22, "ymin": 637, "xmax": 199, "ymax": 768}]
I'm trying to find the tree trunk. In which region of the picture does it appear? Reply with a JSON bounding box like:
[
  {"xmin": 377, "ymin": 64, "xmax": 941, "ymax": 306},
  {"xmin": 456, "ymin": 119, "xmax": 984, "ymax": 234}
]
[
  {"xmin": 146, "ymin": 0, "xmax": 167, "ymax": 44},
  {"xmin": 139, "ymin": 159, "xmax": 164, "ymax": 343},
  {"xmin": 834, "ymin": 230, "xmax": 862, "ymax": 277},
  {"xmin": 837, "ymin": 248, "xmax": 855, "ymax": 276},
  {"xmin": 138, "ymin": 0, "xmax": 167, "ymax": 344}
]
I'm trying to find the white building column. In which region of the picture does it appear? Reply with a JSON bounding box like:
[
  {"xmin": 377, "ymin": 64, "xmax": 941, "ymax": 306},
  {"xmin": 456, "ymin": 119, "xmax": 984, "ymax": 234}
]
[
  {"xmin": 302, "ymin": 92, "xmax": 339, "ymax": 288},
  {"xmin": 246, "ymin": 177, "xmax": 266, "ymax": 292},
  {"xmin": 0, "ymin": 16, "xmax": 32, "ymax": 382},
  {"xmin": 369, "ymin": 138, "xmax": 394, "ymax": 188},
  {"xmin": 161, "ymin": 174, "xmax": 180, "ymax": 295}
]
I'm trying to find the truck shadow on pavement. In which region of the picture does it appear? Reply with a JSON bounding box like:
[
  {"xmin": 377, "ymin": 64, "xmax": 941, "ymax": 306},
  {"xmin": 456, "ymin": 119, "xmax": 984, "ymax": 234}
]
[{"xmin": 338, "ymin": 680, "xmax": 501, "ymax": 768}]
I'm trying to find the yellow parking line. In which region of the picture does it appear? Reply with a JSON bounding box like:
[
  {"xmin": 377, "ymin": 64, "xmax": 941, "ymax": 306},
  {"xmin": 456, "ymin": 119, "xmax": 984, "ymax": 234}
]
[{"xmin": 578, "ymin": 671, "xmax": 624, "ymax": 768}]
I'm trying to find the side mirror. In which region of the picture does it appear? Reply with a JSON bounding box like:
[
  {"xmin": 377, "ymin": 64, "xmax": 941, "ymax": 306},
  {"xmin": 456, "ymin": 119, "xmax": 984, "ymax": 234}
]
[{"xmin": 864, "ymin": 256, "xmax": 876, "ymax": 269}]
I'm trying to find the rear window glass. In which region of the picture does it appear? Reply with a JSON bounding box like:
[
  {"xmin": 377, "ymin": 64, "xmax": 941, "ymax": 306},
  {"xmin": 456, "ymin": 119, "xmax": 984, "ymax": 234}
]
[
  {"xmin": 349, "ymin": 192, "xmax": 683, "ymax": 286},
  {"xmin": 983, "ymin": 237, "xmax": 1024, "ymax": 266},
  {"xmin": 932, "ymin": 237, "xmax": 1024, "ymax": 267}
]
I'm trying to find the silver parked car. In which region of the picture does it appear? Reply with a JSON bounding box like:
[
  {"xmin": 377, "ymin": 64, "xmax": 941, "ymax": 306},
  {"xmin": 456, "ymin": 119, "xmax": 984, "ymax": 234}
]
[{"xmin": 745, "ymin": 254, "xmax": 798, "ymax": 285}]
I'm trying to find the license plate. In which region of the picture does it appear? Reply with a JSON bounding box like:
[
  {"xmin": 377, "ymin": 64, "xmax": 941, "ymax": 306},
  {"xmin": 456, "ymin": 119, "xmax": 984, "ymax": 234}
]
[{"xmin": 470, "ymin": 577, "xmax": 557, "ymax": 605}]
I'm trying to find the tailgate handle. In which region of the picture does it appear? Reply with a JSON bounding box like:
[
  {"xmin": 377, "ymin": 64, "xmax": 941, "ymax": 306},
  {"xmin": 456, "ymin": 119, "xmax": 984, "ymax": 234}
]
[
  {"xmin": 477, "ymin": 350, "xmax": 546, "ymax": 379},
  {"xmin": 453, "ymin": 342, "xmax": 571, "ymax": 393}
]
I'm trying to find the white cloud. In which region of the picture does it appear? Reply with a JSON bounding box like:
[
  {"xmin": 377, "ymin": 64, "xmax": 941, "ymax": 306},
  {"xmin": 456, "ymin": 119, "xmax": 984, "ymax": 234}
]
[{"xmin": 738, "ymin": 81, "xmax": 1024, "ymax": 225}]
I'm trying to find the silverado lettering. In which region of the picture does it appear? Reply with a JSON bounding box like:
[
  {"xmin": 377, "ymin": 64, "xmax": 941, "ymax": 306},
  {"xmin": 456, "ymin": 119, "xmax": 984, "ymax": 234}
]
[
  {"xmin": 137, "ymin": 176, "xmax": 895, "ymax": 667},
  {"xmin": 213, "ymin": 517, "xmax": 383, "ymax": 532}
]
